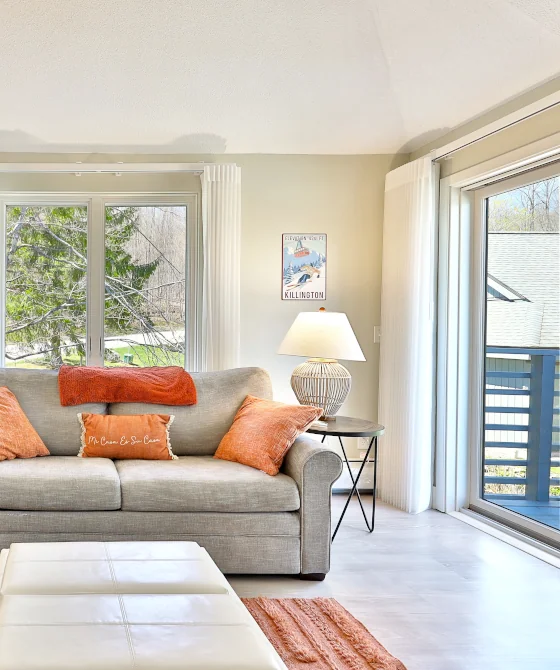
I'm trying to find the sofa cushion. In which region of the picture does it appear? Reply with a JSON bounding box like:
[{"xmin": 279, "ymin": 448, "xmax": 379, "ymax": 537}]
[
  {"xmin": 109, "ymin": 367, "xmax": 272, "ymax": 456},
  {"xmin": 0, "ymin": 370, "xmax": 107, "ymax": 456},
  {"xmin": 115, "ymin": 456, "xmax": 300, "ymax": 513},
  {"xmin": 0, "ymin": 387, "xmax": 50, "ymax": 461},
  {"xmin": 78, "ymin": 413, "xmax": 177, "ymax": 460},
  {"xmin": 0, "ymin": 457, "xmax": 121, "ymax": 511},
  {"xmin": 214, "ymin": 395, "xmax": 322, "ymax": 475}
]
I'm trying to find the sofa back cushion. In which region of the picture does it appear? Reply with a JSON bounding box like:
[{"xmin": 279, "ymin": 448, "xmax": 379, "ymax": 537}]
[
  {"xmin": 109, "ymin": 367, "xmax": 273, "ymax": 455},
  {"xmin": 0, "ymin": 369, "xmax": 107, "ymax": 456}
]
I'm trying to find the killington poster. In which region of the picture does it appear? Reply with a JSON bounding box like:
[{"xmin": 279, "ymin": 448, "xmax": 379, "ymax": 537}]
[{"xmin": 282, "ymin": 234, "xmax": 327, "ymax": 300}]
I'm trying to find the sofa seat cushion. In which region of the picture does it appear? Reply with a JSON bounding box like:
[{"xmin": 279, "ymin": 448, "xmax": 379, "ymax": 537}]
[
  {"xmin": 0, "ymin": 457, "xmax": 121, "ymax": 512},
  {"xmin": 115, "ymin": 456, "xmax": 300, "ymax": 513}
]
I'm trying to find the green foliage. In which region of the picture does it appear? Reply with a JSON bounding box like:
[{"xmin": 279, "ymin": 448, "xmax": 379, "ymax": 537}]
[{"xmin": 104, "ymin": 206, "xmax": 159, "ymax": 335}]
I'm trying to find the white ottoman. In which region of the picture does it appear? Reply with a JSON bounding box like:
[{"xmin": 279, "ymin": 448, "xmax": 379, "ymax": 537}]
[{"xmin": 0, "ymin": 542, "xmax": 286, "ymax": 670}]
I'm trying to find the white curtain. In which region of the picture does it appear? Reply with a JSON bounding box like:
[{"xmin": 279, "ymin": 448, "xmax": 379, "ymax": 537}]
[
  {"xmin": 377, "ymin": 156, "xmax": 439, "ymax": 514},
  {"xmin": 200, "ymin": 164, "xmax": 242, "ymax": 371}
]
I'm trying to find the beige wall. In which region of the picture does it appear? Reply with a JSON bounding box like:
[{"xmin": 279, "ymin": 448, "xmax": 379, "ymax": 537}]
[
  {"xmin": 0, "ymin": 152, "xmax": 407, "ymax": 426},
  {"xmin": 233, "ymin": 154, "xmax": 407, "ymax": 422}
]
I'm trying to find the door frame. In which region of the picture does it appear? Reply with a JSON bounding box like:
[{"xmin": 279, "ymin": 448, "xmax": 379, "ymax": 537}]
[{"xmin": 434, "ymin": 133, "xmax": 560, "ymax": 544}]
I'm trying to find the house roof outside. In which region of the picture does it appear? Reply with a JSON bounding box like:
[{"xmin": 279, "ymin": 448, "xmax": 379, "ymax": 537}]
[{"xmin": 487, "ymin": 233, "xmax": 559, "ymax": 349}]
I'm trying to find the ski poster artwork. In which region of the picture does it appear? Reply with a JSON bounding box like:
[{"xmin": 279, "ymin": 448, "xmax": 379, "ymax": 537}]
[{"xmin": 282, "ymin": 234, "xmax": 327, "ymax": 300}]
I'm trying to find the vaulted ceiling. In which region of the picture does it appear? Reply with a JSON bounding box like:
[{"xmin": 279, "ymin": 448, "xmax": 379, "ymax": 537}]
[{"xmin": 0, "ymin": 0, "xmax": 559, "ymax": 154}]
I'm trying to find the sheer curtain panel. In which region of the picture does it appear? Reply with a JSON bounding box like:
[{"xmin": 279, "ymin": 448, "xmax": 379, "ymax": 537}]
[
  {"xmin": 377, "ymin": 157, "xmax": 439, "ymax": 513},
  {"xmin": 200, "ymin": 164, "xmax": 242, "ymax": 371}
]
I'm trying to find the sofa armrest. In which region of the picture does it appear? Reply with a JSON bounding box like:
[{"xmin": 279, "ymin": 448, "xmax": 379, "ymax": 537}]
[{"xmin": 282, "ymin": 436, "xmax": 342, "ymax": 576}]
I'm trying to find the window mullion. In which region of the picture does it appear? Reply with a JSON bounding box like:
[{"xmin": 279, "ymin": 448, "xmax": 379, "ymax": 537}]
[{"xmin": 87, "ymin": 197, "xmax": 104, "ymax": 366}]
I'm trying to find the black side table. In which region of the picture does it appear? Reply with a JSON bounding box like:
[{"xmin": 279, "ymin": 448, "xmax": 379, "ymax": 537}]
[{"xmin": 307, "ymin": 417, "xmax": 385, "ymax": 541}]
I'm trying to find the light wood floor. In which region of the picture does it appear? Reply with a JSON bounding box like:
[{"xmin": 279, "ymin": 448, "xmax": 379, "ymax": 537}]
[{"xmin": 230, "ymin": 495, "xmax": 560, "ymax": 670}]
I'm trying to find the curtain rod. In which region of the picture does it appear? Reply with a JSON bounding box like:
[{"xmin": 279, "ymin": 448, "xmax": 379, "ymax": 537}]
[
  {"xmin": 0, "ymin": 162, "xmax": 218, "ymax": 175},
  {"xmin": 431, "ymin": 93, "xmax": 560, "ymax": 162}
]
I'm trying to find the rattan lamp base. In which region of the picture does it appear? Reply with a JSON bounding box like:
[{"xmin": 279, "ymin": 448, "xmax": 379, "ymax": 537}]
[{"xmin": 290, "ymin": 358, "xmax": 351, "ymax": 419}]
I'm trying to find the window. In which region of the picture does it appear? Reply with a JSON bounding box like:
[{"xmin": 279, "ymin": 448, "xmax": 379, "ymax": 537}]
[
  {"xmin": 5, "ymin": 205, "xmax": 88, "ymax": 368},
  {"xmin": 481, "ymin": 173, "xmax": 560, "ymax": 531},
  {"xmin": 0, "ymin": 195, "xmax": 199, "ymax": 370},
  {"xmin": 104, "ymin": 206, "xmax": 187, "ymax": 367}
]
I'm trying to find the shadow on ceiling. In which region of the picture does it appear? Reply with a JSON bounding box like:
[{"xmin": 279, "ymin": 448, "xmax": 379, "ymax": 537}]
[
  {"xmin": 0, "ymin": 130, "xmax": 228, "ymax": 156},
  {"xmin": 394, "ymin": 127, "xmax": 452, "ymax": 156}
]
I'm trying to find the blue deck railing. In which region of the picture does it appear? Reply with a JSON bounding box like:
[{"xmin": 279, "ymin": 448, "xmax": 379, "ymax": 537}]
[{"xmin": 484, "ymin": 347, "xmax": 560, "ymax": 502}]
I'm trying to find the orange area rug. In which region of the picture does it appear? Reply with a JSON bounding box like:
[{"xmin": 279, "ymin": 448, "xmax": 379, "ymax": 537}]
[{"xmin": 242, "ymin": 597, "xmax": 407, "ymax": 670}]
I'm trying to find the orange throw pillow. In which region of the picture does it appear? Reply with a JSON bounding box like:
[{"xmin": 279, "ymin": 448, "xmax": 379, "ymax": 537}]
[
  {"xmin": 78, "ymin": 413, "xmax": 177, "ymax": 460},
  {"xmin": 0, "ymin": 387, "xmax": 50, "ymax": 461},
  {"xmin": 214, "ymin": 395, "xmax": 322, "ymax": 475}
]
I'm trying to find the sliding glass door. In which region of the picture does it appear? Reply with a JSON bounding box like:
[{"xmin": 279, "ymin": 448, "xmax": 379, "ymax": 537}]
[{"xmin": 473, "ymin": 165, "xmax": 560, "ymax": 537}]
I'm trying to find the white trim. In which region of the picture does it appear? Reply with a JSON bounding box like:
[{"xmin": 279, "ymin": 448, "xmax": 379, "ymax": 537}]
[
  {"xmin": 444, "ymin": 132, "xmax": 560, "ymax": 189},
  {"xmin": 469, "ymin": 498, "xmax": 560, "ymax": 546},
  {"xmin": 467, "ymin": 187, "xmax": 487, "ymax": 508},
  {"xmin": 433, "ymin": 184, "xmax": 474, "ymax": 512},
  {"xmin": 88, "ymin": 197, "xmax": 104, "ymax": 365},
  {"xmin": 468, "ymin": 158, "xmax": 560, "ymax": 198},
  {"xmin": 430, "ymin": 92, "xmax": 560, "ymax": 160},
  {"xmin": 184, "ymin": 193, "xmax": 202, "ymax": 371},
  {"xmin": 0, "ymin": 162, "xmax": 214, "ymax": 174},
  {"xmin": 449, "ymin": 509, "xmax": 560, "ymax": 569}
]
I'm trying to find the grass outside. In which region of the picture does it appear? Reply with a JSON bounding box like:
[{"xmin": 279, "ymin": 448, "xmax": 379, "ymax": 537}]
[
  {"xmin": 552, "ymin": 466, "xmax": 560, "ymax": 497},
  {"xmin": 6, "ymin": 345, "xmax": 183, "ymax": 369},
  {"xmin": 107, "ymin": 345, "xmax": 183, "ymax": 367}
]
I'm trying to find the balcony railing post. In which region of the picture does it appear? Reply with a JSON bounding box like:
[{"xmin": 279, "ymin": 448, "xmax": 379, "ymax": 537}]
[{"xmin": 526, "ymin": 354, "xmax": 555, "ymax": 502}]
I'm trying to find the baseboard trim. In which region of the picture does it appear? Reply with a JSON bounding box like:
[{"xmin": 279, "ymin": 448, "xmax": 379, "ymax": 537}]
[{"xmin": 449, "ymin": 509, "xmax": 560, "ymax": 569}]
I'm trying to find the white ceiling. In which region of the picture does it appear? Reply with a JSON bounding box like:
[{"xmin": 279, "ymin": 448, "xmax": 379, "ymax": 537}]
[{"xmin": 0, "ymin": 0, "xmax": 559, "ymax": 154}]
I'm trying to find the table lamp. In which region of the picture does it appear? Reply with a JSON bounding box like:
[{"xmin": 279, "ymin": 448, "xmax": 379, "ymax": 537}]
[{"xmin": 278, "ymin": 308, "xmax": 365, "ymax": 420}]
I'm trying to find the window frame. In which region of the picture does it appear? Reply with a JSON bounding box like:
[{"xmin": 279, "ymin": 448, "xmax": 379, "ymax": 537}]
[{"xmin": 0, "ymin": 191, "xmax": 201, "ymax": 370}]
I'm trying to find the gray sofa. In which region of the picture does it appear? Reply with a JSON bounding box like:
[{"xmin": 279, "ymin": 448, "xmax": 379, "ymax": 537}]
[{"xmin": 0, "ymin": 367, "xmax": 342, "ymax": 579}]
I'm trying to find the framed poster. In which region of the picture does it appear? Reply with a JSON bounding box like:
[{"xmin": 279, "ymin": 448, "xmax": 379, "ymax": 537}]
[{"xmin": 282, "ymin": 234, "xmax": 327, "ymax": 300}]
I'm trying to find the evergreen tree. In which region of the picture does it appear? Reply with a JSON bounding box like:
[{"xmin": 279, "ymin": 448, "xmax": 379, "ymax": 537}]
[{"xmin": 283, "ymin": 262, "xmax": 294, "ymax": 284}]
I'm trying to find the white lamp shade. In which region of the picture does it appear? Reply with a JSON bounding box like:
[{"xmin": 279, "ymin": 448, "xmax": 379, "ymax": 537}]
[{"xmin": 278, "ymin": 311, "xmax": 366, "ymax": 361}]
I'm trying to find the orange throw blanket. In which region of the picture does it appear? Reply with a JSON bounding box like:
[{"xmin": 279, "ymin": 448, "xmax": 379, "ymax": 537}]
[{"xmin": 58, "ymin": 365, "xmax": 197, "ymax": 407}]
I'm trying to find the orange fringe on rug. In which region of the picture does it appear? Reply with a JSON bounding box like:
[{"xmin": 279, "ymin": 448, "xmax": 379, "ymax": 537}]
[{"xmin": 242, "ymin": 597, "xmax": 407, "ymax": 670}]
